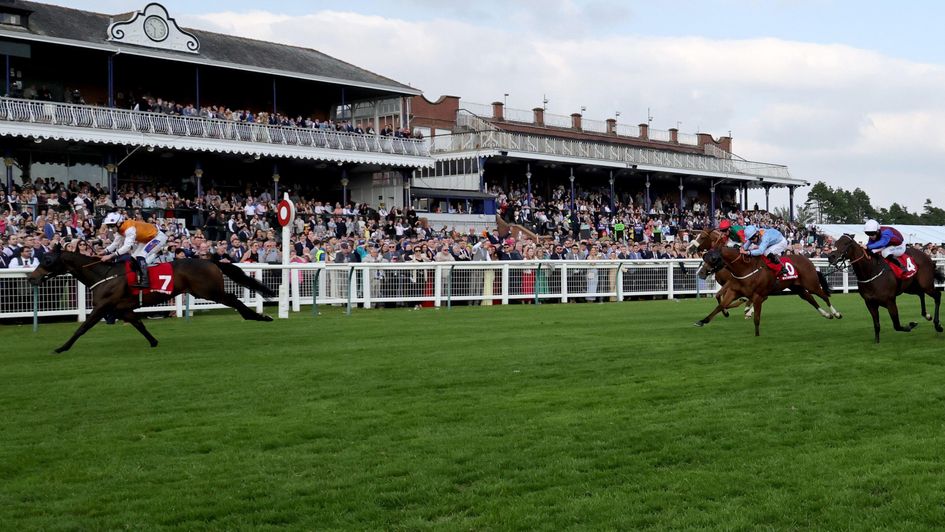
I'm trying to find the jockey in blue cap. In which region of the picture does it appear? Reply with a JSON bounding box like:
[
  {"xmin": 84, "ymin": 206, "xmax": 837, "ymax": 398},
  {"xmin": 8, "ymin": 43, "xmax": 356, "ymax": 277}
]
[{"xmin": 740, "ymin": 225, "xmax": 789, "ymax": 266}]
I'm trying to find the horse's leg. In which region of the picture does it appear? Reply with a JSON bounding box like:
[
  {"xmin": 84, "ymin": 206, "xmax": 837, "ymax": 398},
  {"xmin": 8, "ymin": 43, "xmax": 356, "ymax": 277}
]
[
  {"xmin": 790, "ymin": 286, "xmax": 831, "ymax": 319},
  {"xmin": 919, "ymin": 293, "xmax": 931, "ymax": 321},
  {"xmin": 695, "ymin": 287, "xmax": 739, "ymax": 327},
  {"xmin": 926, "ymin": 285, "xmax": 943, "ymax": 333},
  {"xmin": 54, "ymin": 305, "xmax": 109, "ymax": 353},
  {"xmin": 219, "ymin": 292, "xmax": 273, "ymax": 321},
  {"xmin": 751, "ymin": 295, "xmax": 764, "ymax": 336},
  {"xmin": 119, "ymin": 311, "xmax": 159, "ymax": 348},
  {"xmin": 866, "ymin": 300, "xmax": 882, "ymax": 344},
  {"xmin": 888, "ymin": 299, "xmax": 918, "ymax": 332}
]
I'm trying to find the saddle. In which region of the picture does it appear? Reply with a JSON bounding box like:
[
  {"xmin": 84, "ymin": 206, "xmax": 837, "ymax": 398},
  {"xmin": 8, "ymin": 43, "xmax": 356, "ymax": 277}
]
[{"xmin": 124, "ymin": 262, "xmax": 175, "ymax": 295}]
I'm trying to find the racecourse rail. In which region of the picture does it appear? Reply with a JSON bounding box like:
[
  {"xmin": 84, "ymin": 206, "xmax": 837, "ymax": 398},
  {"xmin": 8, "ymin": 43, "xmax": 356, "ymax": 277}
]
[{"xmin": 2, "ymin": 259, "xmax": 944, "ymax": 321}]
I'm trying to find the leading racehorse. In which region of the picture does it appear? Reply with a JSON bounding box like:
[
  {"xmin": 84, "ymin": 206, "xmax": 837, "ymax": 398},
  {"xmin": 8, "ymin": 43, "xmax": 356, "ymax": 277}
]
[
  {"xmin": 694, "ymin": 244, "xmax": 838, "ymax": 336},
  {"xmin": 689, "ymin": 228, "xmax": 840, "ymax": 326},
  {"xmin": 27, "ymin": 245, "xmax": 275, "ymax": 353},
  {"xmin": 827, "ymin": 234, "xmax": 943, "ymax": 343}
]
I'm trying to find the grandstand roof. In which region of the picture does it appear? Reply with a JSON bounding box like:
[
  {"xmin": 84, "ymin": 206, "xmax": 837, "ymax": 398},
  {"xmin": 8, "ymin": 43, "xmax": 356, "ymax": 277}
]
[{"xmin": 0, "ymin": 1, "xmax": 420, "ymax": 96}]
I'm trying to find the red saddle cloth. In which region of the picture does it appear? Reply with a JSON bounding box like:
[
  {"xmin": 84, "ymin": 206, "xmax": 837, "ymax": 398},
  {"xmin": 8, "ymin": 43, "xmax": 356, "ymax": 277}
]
[
  {"xmin": 124, "ymin": 262, "xmax": 175, "ymax": 295},
  {"xmin": 761, "ymin": 256, "xmax": 799, "ymax": 280},
  {"xmin": 886, "ymin": 255, "xmax": 917, "ymax": 280}
]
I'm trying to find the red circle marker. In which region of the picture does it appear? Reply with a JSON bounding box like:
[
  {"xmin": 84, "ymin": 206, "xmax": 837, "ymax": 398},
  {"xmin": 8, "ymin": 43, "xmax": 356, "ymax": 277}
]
[{"xmin": 277, "ymin": 199, "xmax": 293, "ymax": 227}]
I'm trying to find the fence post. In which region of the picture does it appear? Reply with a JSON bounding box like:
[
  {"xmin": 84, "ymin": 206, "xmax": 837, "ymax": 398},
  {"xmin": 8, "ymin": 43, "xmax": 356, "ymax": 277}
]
[
  {"xmin": 291, "ymin": 266, "xmax": 301, "ymax": 312},
  {"xmin": 434, "ymin": 265, "xmax": 443, "ymax": 308},
  {"xmin": 561, "ymin": 264, "xmax": 569, "ymax": 303},
  {"xmin": 534, "ymin": 263, "xmax": 542, "ymax": 305},
  {"xmin": 842, "ymin": 269, "xmax": 850, "ymax": 294},
  {"xmin": 501, "ymin": 263, "xmax": 510, "ymax": 305},
  {"xmin": 32, "ymin": 286, "xmax": 38, "ymax": 333},
  {"xmin": 76, "ymin": 280, "xmax": 87, "ymax": 322},
  {"xmin": 617, "ymin": 262, "xmax": 624, "ymax": 302},
  {"xmin": 185, "ymin": 294, "xmax": 191, "ymax": 321},
  {"xmin": 362, "ymin": 265, "xmax": 372, "ymax": 309},
  {"xmin": 175, "ymin": 294, "xmax": 183, "ymax": 318},
  {"xmin": 311, "ymin": 268, "xmax": 320, "ymax": 316},
  {"xmin": 667, "ymin": 261, "xmax": 675, "ymax": 300},
  {"xmin": 346, "ymin": 266, "xmax": 356, "ymax": 316},
  {"xmin": 447, "ymin": 264, "xmax": 455, "ymax": 309},
  {"xmin": 254, "ymin": 269, "xmax": 264, "ymax": 314}
]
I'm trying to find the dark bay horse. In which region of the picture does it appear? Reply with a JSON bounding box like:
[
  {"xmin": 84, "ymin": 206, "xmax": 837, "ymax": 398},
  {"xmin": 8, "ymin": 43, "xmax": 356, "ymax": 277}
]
[
  {"xmin": 827, "ymin": 234, "xmax": 943, "ymax": 343},
  {"xmin": 694, "ymin": 245, "xmax": 838, "ymax": 336},
  {"xmin": 27, "ymin": 246, "xmax": 275, "ymax": 353},
  {"xmin": 689, "ymin": 228, "xmax": 841, "ymax": 322}
]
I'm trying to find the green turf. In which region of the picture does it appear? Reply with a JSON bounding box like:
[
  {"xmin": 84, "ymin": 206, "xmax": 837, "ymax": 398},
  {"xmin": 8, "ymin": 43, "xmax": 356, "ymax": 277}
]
[{"xmin": 1, "ymin": 293, "xmax": 944, "ymax": 530}]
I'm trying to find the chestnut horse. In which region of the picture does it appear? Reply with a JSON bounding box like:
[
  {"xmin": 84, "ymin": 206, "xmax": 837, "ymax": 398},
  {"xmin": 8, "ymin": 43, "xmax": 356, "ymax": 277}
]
[
  {"xmin": 689, "ymin": 228, "xmax": 841, "ymax": 323},
  {"xmin": 826, "ymin": 234, "xmax": 943, "ymax": 343},
  {"xmin": 27, "ymin": 246, "xmax": 275, "ymax": 353},
  {"xmin": 694, "ymin": 245, "xmax": 839, "ymax": 336}
]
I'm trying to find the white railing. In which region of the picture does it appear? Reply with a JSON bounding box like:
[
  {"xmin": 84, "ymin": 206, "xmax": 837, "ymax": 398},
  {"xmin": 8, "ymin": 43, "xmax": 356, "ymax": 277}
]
[
  {"xmin": 582, "ymin": 118, "xmax": 609, "ymax": 134},
  {"xmin": 649, "ymin": 128, "xmax": 672, "ymax": 142},
  {"xmin": 431, "ymin": 130, "xmax": 795, "ymax": 180},
  {"xmin": 678, "ymin": 132, "xmax": 699, "ymax": 146},
  {"xmin": 616, "ymin": 123, "xmax": 641, "ymax": 137},
  {"xmin": 457, "ymin": 101, "xmax": 494, "ymax": 119},
  {"xmin": 4, "ymin": 259, "xmax": 943, "ymax": 322},
  {"xmin": 543, "ymin": 113, "xmax": 573, "ymax": 129},
  {"xmin": 503, "ymin": 106, "xmax": 535, "ymax": 123},
  {"xmin": 0, "ymin": 97, "xmax": 430, "ymax": 157},
  {"xmin": 456, "ymin": 109, "xmax": 497, "ymax": 132}
]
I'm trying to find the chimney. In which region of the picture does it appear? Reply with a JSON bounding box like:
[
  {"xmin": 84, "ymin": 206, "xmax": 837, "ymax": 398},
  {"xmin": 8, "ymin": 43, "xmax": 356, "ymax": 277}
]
[
  {"xmin": 533, "ymin": 107, "xmax": 544, "ymax": 127},
  {"xmin": 638, "ymin": 123, "xmax": 649, "ymax": 140},
  {"xmin": 719, "ymin": 135, "xmax": 733, "ymax": 153},
  {"xmin": 571, "ymin": 113, "xmax": 582, "ymax": 130},
  {"xmin": 606, "ymin": 118, "xmax": 617, "ymax": 135},
  {"xmin": 697, "ymin": 133, "xmax": 714, "ymax": 150},
  {"xmin": 491, "ymin": 101, "xmax": 504, "ymax": 121},
  {"xmin": 669, "ymin": 128, "xmax": 679, "ymax": 143}
]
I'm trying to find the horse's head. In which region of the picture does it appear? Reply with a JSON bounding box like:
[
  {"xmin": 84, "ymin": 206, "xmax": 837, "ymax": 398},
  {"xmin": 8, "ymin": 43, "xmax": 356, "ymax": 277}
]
[
  {"xmin": 698, "ymin": 249, "xmax": 725, "ymax": 279},
  {"xmin": 28, "ymin": 244, "xmax": 66, "ymax": 286},
  {"xmin": 687, "ymin": 229, "xmax": 726, "ymax": 255},
  {"xmin": 826, "ymin": 234, "xmax": 857, "ymax": 268}
]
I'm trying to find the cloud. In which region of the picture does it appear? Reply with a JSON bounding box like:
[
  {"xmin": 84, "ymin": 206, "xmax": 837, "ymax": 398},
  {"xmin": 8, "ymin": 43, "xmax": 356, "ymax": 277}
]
[{"xmin": 177, "ymin": 8, "xmax": 945, "ymax": 211}]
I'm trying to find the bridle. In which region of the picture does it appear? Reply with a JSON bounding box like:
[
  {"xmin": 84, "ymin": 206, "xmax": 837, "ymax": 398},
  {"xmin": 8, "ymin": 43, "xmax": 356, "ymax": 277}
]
[{"xmin": 830, "ymin": 237, "xmax": 886, "ymax": 283}]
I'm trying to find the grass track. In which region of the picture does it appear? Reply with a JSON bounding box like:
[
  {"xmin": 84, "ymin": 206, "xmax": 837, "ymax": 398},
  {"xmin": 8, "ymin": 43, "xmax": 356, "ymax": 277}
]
[{"xmin": 2, "ymin": 293, "xmax": 945, "ymax": 529}]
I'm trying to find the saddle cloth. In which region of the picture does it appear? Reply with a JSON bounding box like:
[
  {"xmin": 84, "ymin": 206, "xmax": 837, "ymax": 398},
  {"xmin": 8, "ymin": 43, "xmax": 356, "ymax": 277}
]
[{"xmin": 124, "ymin": 262, "xmax": 175, "ymax": 295}]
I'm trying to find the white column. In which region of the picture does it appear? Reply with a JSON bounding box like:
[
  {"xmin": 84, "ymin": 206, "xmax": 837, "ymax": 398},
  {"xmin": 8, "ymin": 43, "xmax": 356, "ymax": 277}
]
[
  {"xmin": 362, "ymin": 266, "xmax": 372, "ymax": 309},
  {"xmin": 76, "ymin": 280, "xmax": 87, "ymax": 322},
  {"xmin": 560, "ymin": 264, "xmax": 569, "ymax": 303},
  {"xmin": 434, "ymin": 265, "xmax": 443, "ymax": 308},
  {"xmin": 290, "ymin": 267, "xmax": 301, "ymax": 312},
  {"xmin": 501, "ymin": 264, "xmax": 510, "ymax": 305},
  {"xmin": 667, "ymin": 262, "xmax": 675, "ymax": 300}
]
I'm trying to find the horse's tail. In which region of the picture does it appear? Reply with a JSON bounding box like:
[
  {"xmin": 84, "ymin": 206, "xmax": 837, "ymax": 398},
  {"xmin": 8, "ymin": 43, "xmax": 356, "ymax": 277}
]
[
  {"xmin": 817, "ymin": 270, "xmax": 832, "ymax": 295},
  {"xmin": 216, "ymin": 261, "xmax": 277, "ymax": 299}
]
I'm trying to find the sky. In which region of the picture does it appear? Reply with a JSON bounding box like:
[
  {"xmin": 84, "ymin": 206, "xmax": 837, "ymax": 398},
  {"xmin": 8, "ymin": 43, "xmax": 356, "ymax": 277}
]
[{"xmin": 44, "ymin": 0, "xmax": 945, "ymax": 213}]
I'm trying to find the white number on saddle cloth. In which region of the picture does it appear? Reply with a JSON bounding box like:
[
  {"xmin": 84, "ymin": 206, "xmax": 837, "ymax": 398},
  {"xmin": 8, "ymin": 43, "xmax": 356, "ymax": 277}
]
[
  {"xmin": 905, "ymin": 257, "xmax": 917, "ymax": 272},
  {"xmin": 158, "ymin": 275, "xmax": 172, "ymax": 291},
  {"xmin": 783, "ymin": 262, "xmax": 796, "ymax": 276}
]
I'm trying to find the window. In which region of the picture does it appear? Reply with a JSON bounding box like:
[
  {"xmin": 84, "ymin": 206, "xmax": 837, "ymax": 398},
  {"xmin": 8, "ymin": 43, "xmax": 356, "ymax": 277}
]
[{"xmin": 0, "ymin": 13, "xmax": 22, "ymax": 26}]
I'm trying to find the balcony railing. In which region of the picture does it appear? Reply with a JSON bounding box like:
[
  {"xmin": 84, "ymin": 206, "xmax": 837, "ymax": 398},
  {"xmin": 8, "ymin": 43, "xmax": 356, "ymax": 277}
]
[
  {"xmin": 430, "ymin": 130, "xmax": 795, "ymax": 181},
  {"xmin": 0, "ymin": 97, "xmax": 430, "ymax": 158}
]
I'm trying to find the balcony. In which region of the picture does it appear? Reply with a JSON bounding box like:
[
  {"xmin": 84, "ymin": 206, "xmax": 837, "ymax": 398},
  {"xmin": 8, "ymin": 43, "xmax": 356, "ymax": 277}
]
[
  {"xmin": 0, "ymin": 97, "xmax": 431, "ymax": 167},
  {"xmin": 431, "ymin": 129, "xmax": 800, "ymax": 184}
]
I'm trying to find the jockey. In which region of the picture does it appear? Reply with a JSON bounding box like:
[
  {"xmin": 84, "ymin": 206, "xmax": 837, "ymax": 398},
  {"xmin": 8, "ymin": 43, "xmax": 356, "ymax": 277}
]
[
  {"xmin": 718, "ymin": 218, "xmax": 746, "ymax": 244},
  {"xmin": 864, "ymin": 219, "xmax": 905, "ymax": 268},
  {"xmin": 740, "ymin": 225, "xmax": 788, "ymax": 266},
  {"xmin": 100, "ymin": 212, "xmax": 168, "ymax": 288}
]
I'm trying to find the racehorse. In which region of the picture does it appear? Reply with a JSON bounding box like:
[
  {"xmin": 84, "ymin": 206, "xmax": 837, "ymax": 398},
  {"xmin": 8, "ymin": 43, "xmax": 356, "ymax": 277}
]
[
  {"xmin": 688, "ymin": 228, "xmax": 841, "ymax": 322},
  {"xmin": 826, "ymin": 234, "xmax": 943, "ymax": 343},
  {"xmin": 694, "ymin": 245, "xmax": 838, "ymax": 336},
  {"xmin": 27, "ymin": 245, "xmax": 275, "ymax": 353}
]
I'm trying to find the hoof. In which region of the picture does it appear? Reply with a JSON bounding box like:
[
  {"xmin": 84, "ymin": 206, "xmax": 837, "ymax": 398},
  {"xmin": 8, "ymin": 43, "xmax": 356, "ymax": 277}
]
[
  {"xmin": 909, "ymin": 322, "xmax": 918, "ymax": 330},
  {"xmin": 149, "ymin": 341, "xmax": 159, "ymax": 348},
  {"xmin": 693, "ymin": 321, "xmax": 705, "ymax": 328},
  {"xmin": 835, "ymin": 313, "xmax": 843, "ymax": 320},
  {"xmin": 53, "ymin": 347, "xmax": 67, "ymax": 354},
  {"xmin": 926, "ymin": 314, "xmax": 933, "ymax": 321},
  {"xmin": 261, "ymin": 315, "xmax": 274, "ymax": 322},
  {"xmin": 935, "ymin": 323, "xmax": 943, "ymax": 333},
  {"xmin": 722, "ymin": 310, "xmax": 729, "ymax": 318}
]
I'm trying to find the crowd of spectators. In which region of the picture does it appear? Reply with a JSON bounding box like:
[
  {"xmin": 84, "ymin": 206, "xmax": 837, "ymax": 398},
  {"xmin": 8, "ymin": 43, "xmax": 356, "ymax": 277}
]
[{"xmin": 3, "ymin": 175, "xmax": 945, "ymax": 275}]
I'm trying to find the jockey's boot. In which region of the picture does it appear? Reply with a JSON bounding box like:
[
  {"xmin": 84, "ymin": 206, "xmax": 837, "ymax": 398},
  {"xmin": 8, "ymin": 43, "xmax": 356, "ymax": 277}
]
[
  {"xmin": 887, "ymin": 256, "xmax": 902, "ymax": 269},
  {"xmin": 766, "ymin": 253, "xmax": 781, "ymax": 265},
  {"xmin": 136, "ymin": 257, "xmax": 150, "ymax": 288}
]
